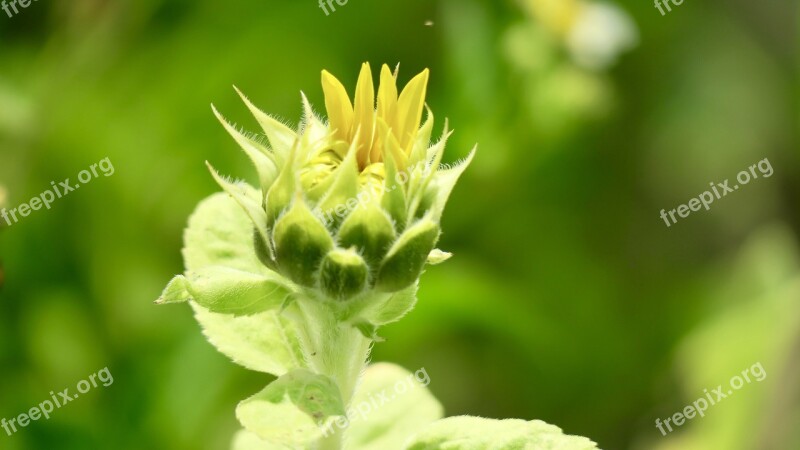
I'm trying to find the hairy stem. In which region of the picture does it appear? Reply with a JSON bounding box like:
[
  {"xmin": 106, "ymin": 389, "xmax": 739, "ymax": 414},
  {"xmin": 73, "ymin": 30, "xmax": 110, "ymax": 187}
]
[{"xmin": 292, "ymin": 296, "xmax": 372, "ymax": 450}]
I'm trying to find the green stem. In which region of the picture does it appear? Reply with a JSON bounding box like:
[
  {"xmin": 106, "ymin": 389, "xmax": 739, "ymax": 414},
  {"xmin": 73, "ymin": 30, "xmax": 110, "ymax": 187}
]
[{"xmin": 292, "ymin": 297, "xmax": 372, "ymax": 450}]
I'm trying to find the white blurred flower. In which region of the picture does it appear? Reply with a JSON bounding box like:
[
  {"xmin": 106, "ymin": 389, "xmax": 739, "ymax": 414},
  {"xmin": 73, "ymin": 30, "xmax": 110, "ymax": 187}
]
[
  {"xmin": 520, "ymin": 0, "xmax": 638, "ymax": 71},
  {"xmin": 566, "ymin": 2, "xmax": 638, "ymax": 70}
]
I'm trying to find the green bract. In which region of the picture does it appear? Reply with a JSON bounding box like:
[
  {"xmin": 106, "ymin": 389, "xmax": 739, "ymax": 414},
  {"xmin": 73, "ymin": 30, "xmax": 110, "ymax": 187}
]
[{"xmin": 156, "ymin": 64, "xmax": 599, "ymax": 450}]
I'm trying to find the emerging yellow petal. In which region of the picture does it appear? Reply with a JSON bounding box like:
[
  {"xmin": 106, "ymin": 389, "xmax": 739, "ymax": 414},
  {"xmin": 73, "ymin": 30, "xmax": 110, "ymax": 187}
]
[
  {"xmin": 373, "ymin": 64, "xmax": 399, "ymax": 163},
  {"xmin": 319, "ymin": 63, "xmax": 429, "ymax": 172},
  {"xmin": 321, "ymin": 70, "xmax": 354, "ymax": 144},
  {"xmin": 376, "ymin": 65, "xmax": 398, "ymax": 127},
  {"xmin": 394, "ymin": 69, "xmax": 429, "ymax": 154},
  {"xmin": 352, "ymin": 63, "xmax": 376, "ymax": 168}
]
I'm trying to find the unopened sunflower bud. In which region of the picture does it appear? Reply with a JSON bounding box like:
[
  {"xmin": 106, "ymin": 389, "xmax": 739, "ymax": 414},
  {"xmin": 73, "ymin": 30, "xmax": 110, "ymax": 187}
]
[
  {"xmin": 319, "ymin": 248, "xmax": 368, "ymax": 300},
  {"xmin": 208, "ymin": 63, "xmax": 473, "ymax": 306}
]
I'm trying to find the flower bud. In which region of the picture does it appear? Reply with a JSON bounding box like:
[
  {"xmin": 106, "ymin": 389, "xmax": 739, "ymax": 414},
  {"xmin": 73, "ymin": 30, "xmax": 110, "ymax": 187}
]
[
  {"xmin": 209, "ymin": 63, "xmax": 473, "ymax": 306},
  {"xmin": 337, "ymin": 203, "xmax": 396, "ymax": 272},
  {"xmin": 375, "ymin": 218, "xmax": 440, "ymax": 292},
  {"xmin": 319, "ymin": 248, "xmax": 368, "ymax": 300},
  {"xmin": 273, "ymin": 198, "xmax": 333, "ymax": 287}
]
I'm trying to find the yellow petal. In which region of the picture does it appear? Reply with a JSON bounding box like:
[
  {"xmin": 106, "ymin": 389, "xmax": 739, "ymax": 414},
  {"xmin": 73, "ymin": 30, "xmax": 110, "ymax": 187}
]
[
  {"xmin": 395, "ymin": 69, "xmax": 429, "ymax": 154},
  {"xmin": 374, "ymin": 65, "xmax": 399, "ymax": 163},
  {"xmin": 321, "ymin": 70, "xmax": 354, "ymax": 142},
  {"xmin": 352, "ymin": 63, "xmax": 375, "ymax": 168},
  {"xmin": 377, "ymin": 64, "xmax": 398, "ymax": 125}
]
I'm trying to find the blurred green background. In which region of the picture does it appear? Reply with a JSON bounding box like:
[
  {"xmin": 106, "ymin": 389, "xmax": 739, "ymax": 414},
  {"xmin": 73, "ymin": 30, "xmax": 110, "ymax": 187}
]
[{"xmin": 1, "ymin": 0, "xmax": 799, "ymax": 449}]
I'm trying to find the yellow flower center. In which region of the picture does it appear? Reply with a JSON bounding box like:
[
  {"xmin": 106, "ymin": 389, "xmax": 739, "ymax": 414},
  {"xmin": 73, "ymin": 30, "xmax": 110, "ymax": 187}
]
[{"xmin": 321, "ymin": 63, "xmax": 429, "ymax": 172}]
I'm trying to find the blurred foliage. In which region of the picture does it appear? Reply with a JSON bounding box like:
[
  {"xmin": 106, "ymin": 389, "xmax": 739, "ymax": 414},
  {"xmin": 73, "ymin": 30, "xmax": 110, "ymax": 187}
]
[{"xmin": 0, "ymin": 0, "xmax": 798, "ymax": 449}]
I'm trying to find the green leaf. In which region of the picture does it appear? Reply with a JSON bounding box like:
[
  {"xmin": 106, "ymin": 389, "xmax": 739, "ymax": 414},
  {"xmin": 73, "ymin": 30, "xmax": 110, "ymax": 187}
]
[
  {"xmin": 337, "ymin": 283, "xmax": 418, "ymax": 326},
  {"xmin": 347, "ymin": 363, "xmax": 443, "ymax": 450},
  {"xmin": 338, "ymin": 284, "xmax": 418, "ymax": 326},
  {"xmin": 654, "ymin": 226, "xmax": 800, "ymax": 450},
  {"xmin": 155, "ymin": 275, "xmax": 191, "ymax": 304},
  {"xmin": 206, "ymin": 163, "xmax": 275, "ymax": 264},
  {"xmin": 192, "ymin": 304, "xmax": 304, "ymax": 376},
  {"xmin": 230, "ymin": 429, "xmax": 295, "ymax": 450},
  {"xmin": 181, "ymin": 191, "xmax": 303, "ymax": 376},
  {"xmin": 352, "ymin": 320, "xmax": 385, "ymax": 342},
  {"xmin": 183, "ymin": 190, "xmax": 264, "ymax": 273},
  {"xmin": 236, "ymin": 369, "xmax": 345, "ymax": 446},
  {"xmin": 426, "ymin": 249, "xmax": 452, "ymax": 265},
  {"xmin": 185, "ymin": 266, "xmax": 292, "ymax": 316},
  {"xmin": 405, "ymin": 417, "xmax": 600, "ymax": 450},
  {"xmin": 372, "ymin": 284, "xmax": 418, "ymax": 325}
]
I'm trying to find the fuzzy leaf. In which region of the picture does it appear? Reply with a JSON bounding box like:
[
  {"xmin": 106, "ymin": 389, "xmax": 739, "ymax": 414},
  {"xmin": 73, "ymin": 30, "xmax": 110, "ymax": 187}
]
[
  {"xmin": 340, "ymin": 284, "xmax": 417, "ymax": 333},
  {"xmin": 236, "ymin": 369, "xmax": 345, "ymax": 446},
  {"xmin": 183, "ymin": 190, "xmax": 264, "ymax": 273},
  {"xmin": 192, "ymin": 304, "xmax": 304, "ymax": 376},
  {"xmin": 207, "ymin": 163, "xmax": 275, "ymax": 264},
  {"xmin": 185, "ymin": 266, "xmax": 292, "ymax": 316},
  {"xmin": 156, "ymin": 275, "xmax": 191, "ymax": 304},
  {"xmin": 231, "ymin": 430, "xmax": 294, "ymax": 450},
  {"xmin": 347, "ymin": 363, "xmax": 443, "ymax": 450},
  {"xmin": 426, "ymin": 249, "xmax": 452, "ymax": 265},
  {"xmin": 352, "ymin": 320, "xmax": 385, "ymax": 342},
  {"xmin": 182, "ymin": 191, "xmax": 304, "ymax": 376},
  {"xmin": 405, "ymin": 417, "xmax": 600, "ymax": 450},
  {"xmin": 372, "ymin": 284, "xmax": 418, "ymax": 325}
]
